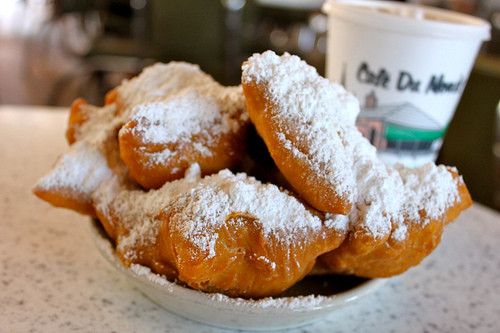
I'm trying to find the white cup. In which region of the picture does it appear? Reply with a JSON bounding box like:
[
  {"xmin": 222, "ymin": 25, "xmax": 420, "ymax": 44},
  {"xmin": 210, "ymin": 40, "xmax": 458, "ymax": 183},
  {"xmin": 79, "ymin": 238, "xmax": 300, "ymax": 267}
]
[{"xmin": 323, "ymin": 0, "xmax": 491, "ymax": 167}]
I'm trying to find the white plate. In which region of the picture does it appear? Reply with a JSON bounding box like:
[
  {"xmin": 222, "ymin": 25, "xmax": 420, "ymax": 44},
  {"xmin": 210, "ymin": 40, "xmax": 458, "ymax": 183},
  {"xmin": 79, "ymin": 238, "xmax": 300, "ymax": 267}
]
[{"xmin": 89, "ymin": 220, "xmax": 386, "ymax": 331}]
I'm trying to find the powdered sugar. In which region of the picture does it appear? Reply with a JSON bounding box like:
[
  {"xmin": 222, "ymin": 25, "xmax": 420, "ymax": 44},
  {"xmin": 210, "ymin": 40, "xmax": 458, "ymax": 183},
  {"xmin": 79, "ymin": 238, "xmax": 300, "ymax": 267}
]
[
  {"xmin": 126, "ymin": 93, "xmax": 221, "ymax": 145},
  {"xmin": 129, "ymin": 264, "xmax": 174, "ymax": 288},
  {"xmin": 122, "ymin": 260, "xmax": 370, "ymax": 311},
  {"xmin": 119, "ymin": 91, "xmax": 230, "ymax": 164},
  {"xmin": 116, "ymin": 61, "xmax": 248, "ymax": 121},
  {"xmin": 116, "ymin": 62, "xmax": 214, "ymax": 114},
  {"xmin": 125, "ymin": 261, "xmax": 346, "ymax": 310},
  {"xmin": 36, "ymin": 141, "xmax": 113, "ymax": 195},
  {"xmin": 341, "ymin": 126, "xmax": 460, "ymax": 241},
  {"xmin": 91, "ymin": 164, "xmax": 203, "ymax": 257}
]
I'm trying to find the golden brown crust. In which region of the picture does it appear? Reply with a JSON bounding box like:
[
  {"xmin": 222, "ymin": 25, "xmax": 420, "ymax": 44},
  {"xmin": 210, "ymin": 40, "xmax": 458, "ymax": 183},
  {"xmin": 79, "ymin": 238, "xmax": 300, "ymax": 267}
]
[
  {"xmin": 105, "ymin": 88, "xmax": 118, "ymax": 106},
  {"xmin": 33, "ymin": 187, "xmax": 96, "ymax": 216},
  {"xmin": 66, "ymin": 98, "xmax": 89, "ymax": 145}
]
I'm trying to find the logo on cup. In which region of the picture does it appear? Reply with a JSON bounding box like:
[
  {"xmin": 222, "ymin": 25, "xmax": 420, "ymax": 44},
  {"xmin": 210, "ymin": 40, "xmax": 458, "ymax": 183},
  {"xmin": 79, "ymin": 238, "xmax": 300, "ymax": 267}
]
[{"xmin": 351, "ymin": 62, "xmax": 454, "ymax": 163}]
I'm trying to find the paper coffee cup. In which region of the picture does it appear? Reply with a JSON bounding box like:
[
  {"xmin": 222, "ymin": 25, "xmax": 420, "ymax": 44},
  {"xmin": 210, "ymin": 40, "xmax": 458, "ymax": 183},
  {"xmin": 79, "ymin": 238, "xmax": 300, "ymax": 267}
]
[{"xmin": 323, "ymin": 0, "xmax": 490, "ymax": 167}]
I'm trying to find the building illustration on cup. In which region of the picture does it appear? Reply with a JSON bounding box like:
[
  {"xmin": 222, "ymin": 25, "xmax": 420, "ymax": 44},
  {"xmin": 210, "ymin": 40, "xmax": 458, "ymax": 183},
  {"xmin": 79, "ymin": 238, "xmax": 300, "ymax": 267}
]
[
  {"xmin": 340, "ymin": 62, "xmax": 449, "ymax": 164},
  {"xmin": 356, "ymin": 91, "xmax": 445, "ymax": 162}
]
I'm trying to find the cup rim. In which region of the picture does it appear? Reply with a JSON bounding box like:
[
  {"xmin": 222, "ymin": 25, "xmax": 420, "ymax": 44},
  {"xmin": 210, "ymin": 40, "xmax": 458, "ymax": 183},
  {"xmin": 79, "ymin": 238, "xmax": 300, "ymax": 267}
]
[{"xmin": 322, "ymin": 0, "xmax": 491, "ymax": 41}]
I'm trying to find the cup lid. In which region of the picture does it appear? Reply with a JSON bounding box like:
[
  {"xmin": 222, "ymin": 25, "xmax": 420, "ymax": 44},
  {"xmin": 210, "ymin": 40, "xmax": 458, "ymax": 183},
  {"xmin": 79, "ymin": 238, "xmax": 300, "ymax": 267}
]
[{"xmin": 323, "ymin": 0, "xmax": 491, "ymax": 41}]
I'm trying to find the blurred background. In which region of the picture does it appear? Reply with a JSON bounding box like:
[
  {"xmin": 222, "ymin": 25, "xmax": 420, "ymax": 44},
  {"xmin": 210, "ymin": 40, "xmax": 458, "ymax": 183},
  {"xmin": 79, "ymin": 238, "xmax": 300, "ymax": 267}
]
[{"xmin": 0, "ymin": 0, "xmax": 499, "ymax": 211}]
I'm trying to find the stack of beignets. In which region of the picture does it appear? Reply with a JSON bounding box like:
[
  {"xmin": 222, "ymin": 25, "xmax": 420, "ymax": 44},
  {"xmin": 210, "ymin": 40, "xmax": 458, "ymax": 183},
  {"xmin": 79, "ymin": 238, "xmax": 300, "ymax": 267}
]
[{"xmin": 34, "ymin": 51, "xmax": 472, "ymax": 299}]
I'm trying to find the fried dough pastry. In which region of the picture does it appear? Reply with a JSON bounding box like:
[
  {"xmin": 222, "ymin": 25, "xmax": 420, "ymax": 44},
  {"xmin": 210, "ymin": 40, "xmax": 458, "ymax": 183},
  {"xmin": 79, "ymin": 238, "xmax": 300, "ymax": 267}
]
[
  {"xmin": 241, "ymin": 51, "xmax": 472, "ymax": 277},
  {"xmin": 119, "ymin": 89, "xmax": 248, "ymax": 189},
  {"xmin": 33, "ymin": 101, "xmax": 128, "ymax": 216},
  {"xmin": 242, "ymin": 52, "xmax": 357, "ymax": 215},
  {"xmin": 114, "ymin": 62, "xmax": 249, "ymax": 189},
  {"xmin": 93, "ymin": 167, "xmax": 348, "ymax": 298},
  {"xmin": 66, "ymin": 97, "xmax": 90, "ymax": 145},
  {"xmin": 316, "ymin": 164, "xmax": 472, "ymax": 277}
]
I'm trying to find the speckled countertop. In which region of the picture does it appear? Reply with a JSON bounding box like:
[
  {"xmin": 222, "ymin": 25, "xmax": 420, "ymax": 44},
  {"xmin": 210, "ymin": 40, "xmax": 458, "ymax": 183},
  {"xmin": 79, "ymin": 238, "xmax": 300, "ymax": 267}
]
[{"xmin": 1, "ymin": 106, "xmax": 500, "ymax": 332}]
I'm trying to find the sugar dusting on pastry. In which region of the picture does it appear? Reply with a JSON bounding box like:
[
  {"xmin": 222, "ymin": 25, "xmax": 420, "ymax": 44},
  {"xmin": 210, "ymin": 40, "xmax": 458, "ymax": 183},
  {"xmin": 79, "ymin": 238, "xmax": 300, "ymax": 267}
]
[
  {"xmin": 116, "ymin": 62, "xmax": 249, "ymax": 189},
  {"xmin": 242, "ymin": 51, "xmax": 358, "ymax": 207},
  {"xmin": 115, "ymin": 62, "xmax": 214, "ymax": 115},
  {"xmin": 34, "ymin": 103, "xmax": 123, "ymax": 205},
  {"xmin": 119, "ymin": 90, "xmax": 243, "ymax": 163},
  {"xmin": 167, "ymin": 169, "xmax": 328, "ymax": 257},
  {"xmin": 116, "ymin": 61, "xmax": 248, "ymax": 121}
]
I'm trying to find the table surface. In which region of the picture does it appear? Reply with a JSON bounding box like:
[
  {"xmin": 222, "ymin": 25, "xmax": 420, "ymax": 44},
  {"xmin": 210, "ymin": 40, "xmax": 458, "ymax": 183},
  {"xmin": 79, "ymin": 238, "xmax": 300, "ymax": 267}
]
[{"xmin": 1, "ymin": 105, "xmax": 500, "ymax": 332}]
